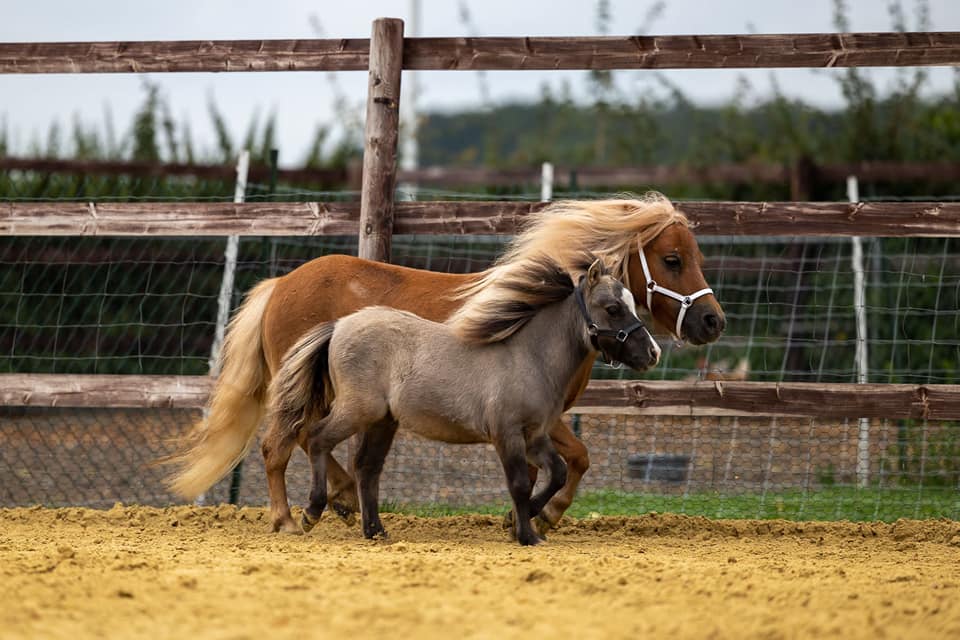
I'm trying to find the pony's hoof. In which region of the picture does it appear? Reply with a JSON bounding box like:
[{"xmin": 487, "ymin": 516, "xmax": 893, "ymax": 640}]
[
  {"xmin": 503, "ymin": 511, "xmax": 519, "ymax": 541},
  {"xmin": 300, "ymin": 511, "xmax": 321, "ymax": 534},
  {"xmin": 332, "ymin": 502, "xmax": 357, "ymax": 527},
  {"xmin": 533, "ymin": 515, "xmax": 553, "ymax": 538},
  {"xmin": 517, "ymin": 532, "xmax": 543, "ymax": 547},
  {"xmin": 271, "ymin": 517, "xmax": 302, "ymax": 535},
  {"xmin": 503, "ymin": 511, "xmax": 551, "ymax": 541}
]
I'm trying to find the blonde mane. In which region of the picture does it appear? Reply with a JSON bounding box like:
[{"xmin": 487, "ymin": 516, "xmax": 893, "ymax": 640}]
[
  {"xmin": 448, "ymin": 256, "xmax": 576, "ymax": 344},
  {"xmin": 448, "ymin": 192, "xmax": 688, "ymax": 342}
]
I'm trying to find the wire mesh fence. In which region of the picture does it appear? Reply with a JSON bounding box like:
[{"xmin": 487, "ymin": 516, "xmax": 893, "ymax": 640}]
[
  {"xmin": 4, "ymin": 231, "xmax": 958, "ymax": 384},
  {"xmin": 1, "ymin": 170, "xmax": 958, "ymax": 520},
  {"xmin": 2, "ymin": 407, "xmax": 956, "ymax": 521}
]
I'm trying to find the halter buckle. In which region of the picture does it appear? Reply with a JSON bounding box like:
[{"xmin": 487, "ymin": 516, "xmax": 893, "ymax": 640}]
[
  {"xmin": 647, "ymin": 280, "xmax": 657, "ymax": 291},
  {"xmin": 682, "ymin": 296, "xmax": 692, "ymax": 307},
  {"xmin": 588, "ymin": 323, "xmax": 598, "ymax": 336},
  {"xmin": 616, "ymin": 329, "xmax": 629, "ymax": 342}
]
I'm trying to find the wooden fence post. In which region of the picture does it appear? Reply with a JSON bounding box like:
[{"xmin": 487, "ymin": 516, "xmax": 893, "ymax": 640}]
[
  {"xmin": 358, "ymin": 17, "xmax": 405, "ymax": 262},
  {"xmin": 783, "ymin": 156, "xmax": 818, "ymax": 380},
  {"xmin": 788, "ymin": 156, "xmax": 816, "ymax": 201}
]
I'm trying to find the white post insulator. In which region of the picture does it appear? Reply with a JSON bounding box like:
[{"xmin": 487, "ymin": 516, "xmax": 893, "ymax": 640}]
[
  {"xmin": 541, "ymin": 162, "xmax": 554, "ymax": 203},
  {"xmin": 848, "ymin": 175, "xmax": 871, "ymax": 488}
]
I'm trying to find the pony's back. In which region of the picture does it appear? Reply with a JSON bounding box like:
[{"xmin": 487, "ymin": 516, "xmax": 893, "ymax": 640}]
[{"xmin": 269, "ymin": 307, "xmax": 441, "ymax": 440}]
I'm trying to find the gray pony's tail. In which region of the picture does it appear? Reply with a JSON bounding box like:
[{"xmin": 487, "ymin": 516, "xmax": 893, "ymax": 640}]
[{"xmin": 269, "ymin": 320, "xmax": 337, "ymax": 441}]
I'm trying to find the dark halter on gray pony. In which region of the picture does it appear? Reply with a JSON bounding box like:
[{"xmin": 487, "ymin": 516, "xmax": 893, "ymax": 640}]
[{"xmin": 574, "ymin": 278, "xmax": 646, "ymax": 368}]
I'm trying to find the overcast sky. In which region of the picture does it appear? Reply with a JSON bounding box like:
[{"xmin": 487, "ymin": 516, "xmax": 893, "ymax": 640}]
[{"xmin": 2, "ymin": 0, "xmax": 959, "ymax": 165}]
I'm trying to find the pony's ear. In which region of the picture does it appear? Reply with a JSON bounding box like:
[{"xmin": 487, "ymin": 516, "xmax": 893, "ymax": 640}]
[{"xmin": 586, "ymin": 258, "xmax": 604, "ymax": 288}]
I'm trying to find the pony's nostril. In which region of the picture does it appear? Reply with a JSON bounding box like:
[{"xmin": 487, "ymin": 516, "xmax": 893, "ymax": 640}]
[{"xmin": 704, "ymin": 313, "xmax": 719, "ymax": 330}]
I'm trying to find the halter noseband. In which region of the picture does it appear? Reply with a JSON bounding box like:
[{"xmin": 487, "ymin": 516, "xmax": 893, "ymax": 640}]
[
  {"xmin": 637, "ymin": 244, "xmax": 714, "ymax": 341},
  {"xmin": 574, "ymin": 280, "xmax": 647, "ymax": 368}
]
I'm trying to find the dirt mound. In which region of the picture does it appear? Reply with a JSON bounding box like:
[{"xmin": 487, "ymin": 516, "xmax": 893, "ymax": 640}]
[{"xmin": 2, "ymin": 506, "xmax": 958, "ymax": 639}]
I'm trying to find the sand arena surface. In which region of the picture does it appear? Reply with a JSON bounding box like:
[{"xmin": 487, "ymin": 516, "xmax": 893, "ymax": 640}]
[{"xmin": 1, "ymin": 506, "xmax": 959, "ymax": 640}]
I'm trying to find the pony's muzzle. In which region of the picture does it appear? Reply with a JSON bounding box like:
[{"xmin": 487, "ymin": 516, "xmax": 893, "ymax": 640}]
[
  {"xmin": 683, "ymin": 301, "xmax": 727, "ymax": 346},
  {"xmin": 643, "ymin": 327, "xmax": 661, "ymax": 367},
  {"xmin": 615, "ymin": 327, "xmax": 660, "ymax": 372}
]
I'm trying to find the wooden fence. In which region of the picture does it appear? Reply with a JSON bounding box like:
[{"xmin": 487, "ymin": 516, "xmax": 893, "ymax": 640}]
[
  {"xmin": 2, "ymin": 375, "xmax": 958, "ymax": 421},
  {"xmin": 4, "ymin": 200, "xmax": 960, "ymax": 237},
  {"xmin": 5, "ymin": 156, "xmax": 960, "ymax": 190},
  {"xmin": 2, "ymin": 20, "xmax": 960, "ymax": 418},
  {"xmin": 4, "ymin": 32, "xmax": 960, "ymax": 73}
]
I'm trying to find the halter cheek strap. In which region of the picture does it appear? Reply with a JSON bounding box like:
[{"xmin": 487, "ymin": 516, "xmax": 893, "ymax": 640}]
[{"xmin": 638, "ymin": 245, "xmax": 714, "ymax": 340}]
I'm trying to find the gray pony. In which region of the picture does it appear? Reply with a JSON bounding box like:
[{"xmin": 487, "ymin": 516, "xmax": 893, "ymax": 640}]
[{"xmin": 266, "ymin": 256, "xmax": 660, "ymax": 546}]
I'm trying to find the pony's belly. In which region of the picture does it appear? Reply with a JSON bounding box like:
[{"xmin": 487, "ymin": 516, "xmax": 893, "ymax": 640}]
[{"xmin": 397, "ymin": 411, "xmax": 487, "ymax": 444}]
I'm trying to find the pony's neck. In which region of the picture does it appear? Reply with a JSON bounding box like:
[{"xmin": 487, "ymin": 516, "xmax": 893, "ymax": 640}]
[{"xmin": 515, "ymin": 294, "xmax": 593, "ymax": 393}]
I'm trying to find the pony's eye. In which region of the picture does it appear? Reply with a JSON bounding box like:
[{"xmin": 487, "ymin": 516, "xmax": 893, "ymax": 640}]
[
  {"xmin": 606, "ymin": 304, "xmax": 622, "ymax": 316},
  {"xmin": 664, "ymin": 255, "xmax": 682, "ymax": 270}
]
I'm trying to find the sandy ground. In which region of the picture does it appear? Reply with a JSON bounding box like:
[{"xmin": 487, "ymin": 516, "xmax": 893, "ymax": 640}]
[{"xmin": 1, "ymin": 506, "xmax": 958, "ymax": 640}]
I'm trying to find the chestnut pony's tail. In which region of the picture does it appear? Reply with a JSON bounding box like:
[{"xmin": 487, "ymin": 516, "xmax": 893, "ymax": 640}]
[{"xmin": 162, "ymin": 278, "xmax": 277, "ymax": 499}]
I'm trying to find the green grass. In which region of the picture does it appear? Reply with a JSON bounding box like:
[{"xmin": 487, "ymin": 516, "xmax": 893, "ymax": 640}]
[{"xmin": 381, "ymin": 486, "xmax": 960, "ymax": 523}]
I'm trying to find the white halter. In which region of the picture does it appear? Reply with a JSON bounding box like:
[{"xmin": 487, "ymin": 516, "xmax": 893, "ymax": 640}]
[{"xmin": 638, "ymin": 244, "xmax": 714, "ymax": 340}]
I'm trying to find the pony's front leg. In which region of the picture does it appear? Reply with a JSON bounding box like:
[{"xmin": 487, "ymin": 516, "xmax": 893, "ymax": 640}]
[
  {"xmin": 527, "ymin": 435, "xmax": 568, "ymax": 518},
  {"xmin": 495, "ymin": 432, "xmax": 540, "ymax": 546},
  {"xmin": 354, "ymin": 419, "xmax": 399, "ymax": 539}
]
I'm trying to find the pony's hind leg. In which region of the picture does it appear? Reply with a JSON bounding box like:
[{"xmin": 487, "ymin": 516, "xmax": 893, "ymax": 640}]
[
  {"xmin": 354, "ymin": 417, "xmax": 399, "ymax": 539},
  {"xmin": 293, "ymin": 436, "xmax": 359, "ymax": 526},
  {"xmin": 325, "ymin": 452, "xmax": 360, "ymax": 524},
  {"xmin": 300, "ymin": 402, "xmax": 380, "ymax": 533},
  {"xmin": 261, "ymin": 417, "xmax": 301, "ymax": 534},
  {"xmin": 301, "ymin": 441, "xmax": 329, "ymax": 533}
]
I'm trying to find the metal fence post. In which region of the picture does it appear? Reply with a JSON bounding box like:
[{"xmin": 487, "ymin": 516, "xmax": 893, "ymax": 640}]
[
  {"xmin": 196, "ymin": 149, "xmax": 250, "ymax": 506},
  {"xmin": 540, "ymin": 162, "xmax": 553, "ymax": 203},
  {"xmin": 848, "ymin": 175, "xmax": 871, "ymax": 488}
]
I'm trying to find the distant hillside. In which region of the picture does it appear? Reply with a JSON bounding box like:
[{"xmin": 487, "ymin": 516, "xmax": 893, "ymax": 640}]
[
  {"xmin": 418, "ymin": 100, "xmax": 835, "ymax": 168},
  {"xmin": 417, "ymin": 90, "xmax": 960, "ymax": 178}
]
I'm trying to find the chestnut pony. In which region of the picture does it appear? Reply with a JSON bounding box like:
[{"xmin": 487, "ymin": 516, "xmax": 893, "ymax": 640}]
[
  {"xmin": 165, "ymin": 193, "xmax": 726, "ymax": 534},
  {"xmin": 271, "ymin": 258, "xmax": 661, "ymax": 545}
]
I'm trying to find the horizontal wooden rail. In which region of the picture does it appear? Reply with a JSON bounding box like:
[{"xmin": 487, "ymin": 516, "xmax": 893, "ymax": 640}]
[
  {"xmin": 3, "ymin": 200, "xmax": 960, "ymax": 237},
  {"xmin": 2, "ymin": 375, "xmax": 959, "ymax": 420},
  {"xmin": 0, "ymin": 374, "xmax": 211, "ymax": 409},
  {"xmin": 0, "ymin": 156, "xmax": 348, "ymax": 183},
  {"xmin": 0, "ymin": 39, "xmax": 371, "ymax": 74},
  {"xmin": 0, "ymin": 201, "xmax": 532, "ymax": 236},
  {"xmin": 3, "ymin": 32, "xmax": 960, "ymax": 74},
  {"xmin": 7, "ymin": 157, "xmax": 960, "ymax": 188},
  {"xmin": 577, "ymin": 380, "xmax": 960, "ymax": 420},
  {"xmin": 677, "ymin": 201, "xmax": 960, "ymax": 237},
  {"xmin": 816, "ymin": 161, "xmax": 960, "ymax": 183},
  {"xmin": 0, "ymin": 159, "xmax": 786, "ymax": 187}
]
